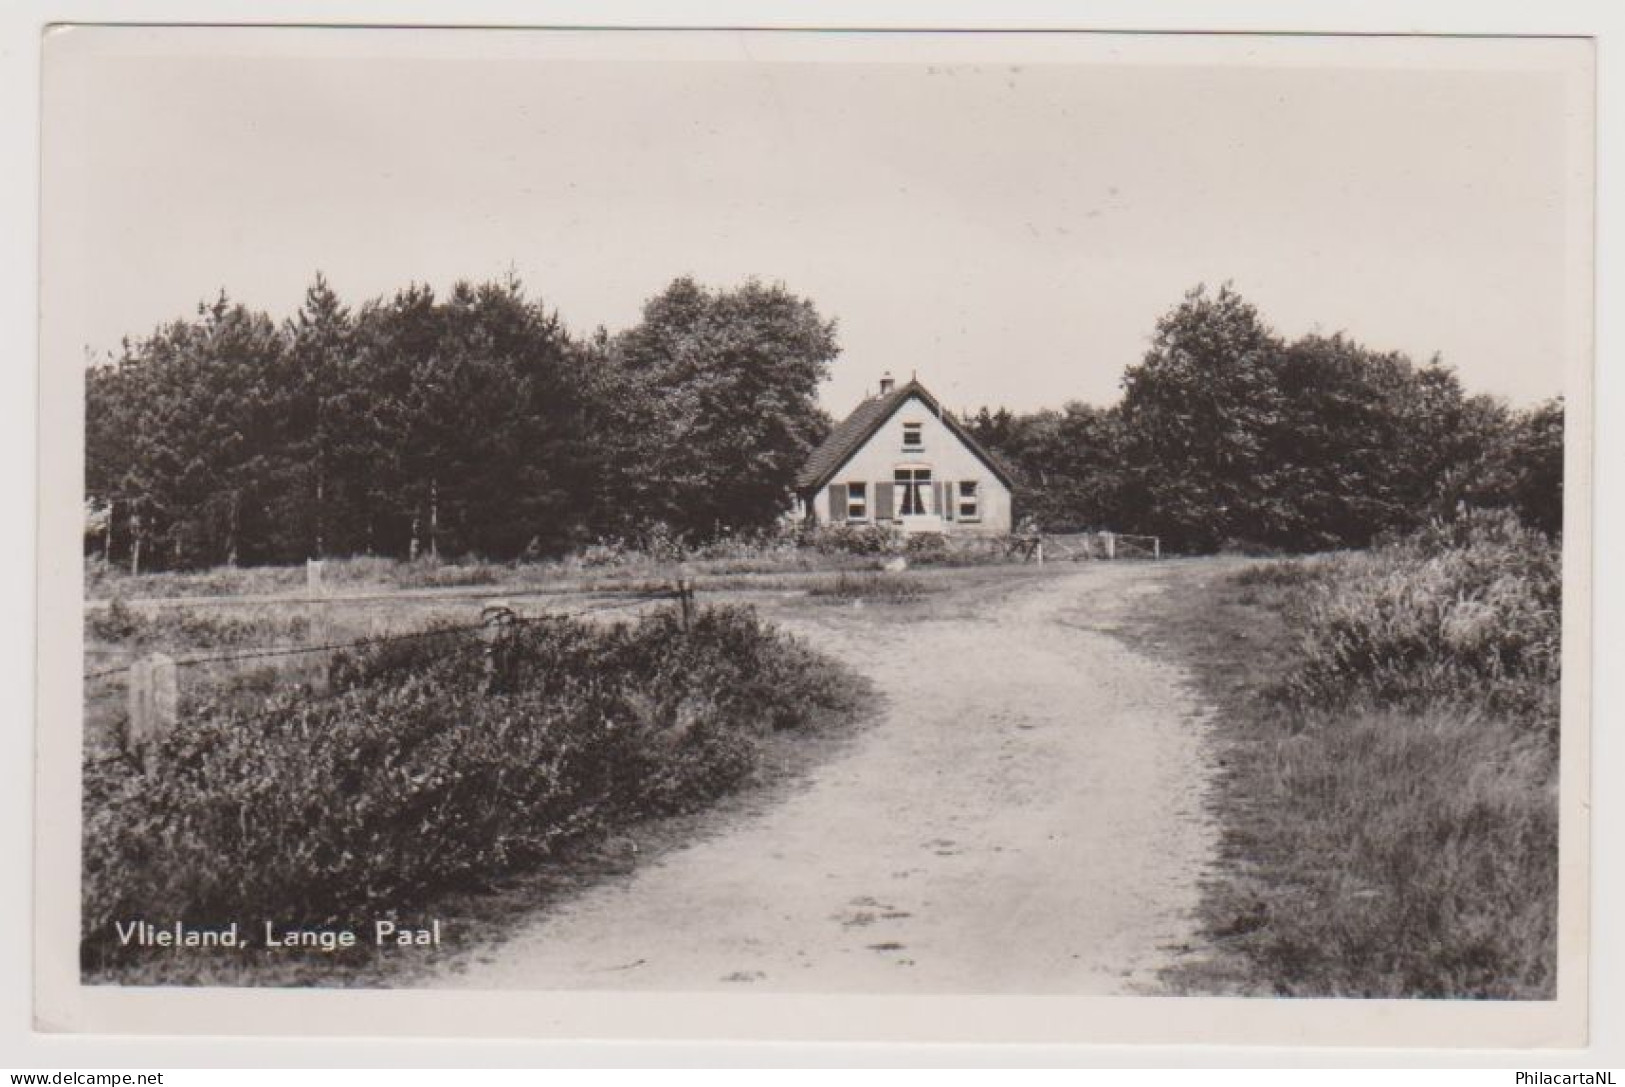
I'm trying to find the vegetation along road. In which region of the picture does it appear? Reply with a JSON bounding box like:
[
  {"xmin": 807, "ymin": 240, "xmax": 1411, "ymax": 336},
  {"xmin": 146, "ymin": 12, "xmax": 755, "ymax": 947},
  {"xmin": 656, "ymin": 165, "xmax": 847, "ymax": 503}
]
[{"xmin": 441, "ymin": 563, "xmax": 1217, "ymax": 993}]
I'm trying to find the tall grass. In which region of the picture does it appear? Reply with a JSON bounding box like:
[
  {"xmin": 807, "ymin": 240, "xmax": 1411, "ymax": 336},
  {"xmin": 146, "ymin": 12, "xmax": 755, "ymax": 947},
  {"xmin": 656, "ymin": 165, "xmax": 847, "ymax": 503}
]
[
  {"xmin": 82, "ymin": 605, "xmax": 866, "ymax": 977},
  {"xmin": 1217, "ymin": 708, "xmax": 1557, "ymax": 997},
  {"xmin": 1163, "ymin": 509, "xmax": 1561, "ymax": 998}
]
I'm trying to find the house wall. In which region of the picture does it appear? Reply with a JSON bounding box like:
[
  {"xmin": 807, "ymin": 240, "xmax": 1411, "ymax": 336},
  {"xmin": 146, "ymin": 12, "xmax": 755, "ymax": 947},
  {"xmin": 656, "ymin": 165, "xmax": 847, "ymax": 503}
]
[{"xmin": 809, "ymin": 394, "xmax": 1012, "ymax": 535}]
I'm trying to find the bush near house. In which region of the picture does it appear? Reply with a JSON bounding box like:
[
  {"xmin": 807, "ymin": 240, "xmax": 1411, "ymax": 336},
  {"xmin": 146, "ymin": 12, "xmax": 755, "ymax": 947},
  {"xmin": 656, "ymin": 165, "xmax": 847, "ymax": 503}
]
[
  {"xmin": 1164, "ymin": 509, "xmax": 1561, "ymax": 998},
  {"xmin": 82, "ymin": 605, "xmax": 866, "ymax": 975}
]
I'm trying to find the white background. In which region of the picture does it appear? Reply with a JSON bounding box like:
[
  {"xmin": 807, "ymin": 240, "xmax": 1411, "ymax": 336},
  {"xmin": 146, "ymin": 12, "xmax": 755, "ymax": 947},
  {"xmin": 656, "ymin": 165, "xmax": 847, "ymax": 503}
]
[{"xmin": 2, "ymin": 0, "xmax": 1620, "ymax": 1070}]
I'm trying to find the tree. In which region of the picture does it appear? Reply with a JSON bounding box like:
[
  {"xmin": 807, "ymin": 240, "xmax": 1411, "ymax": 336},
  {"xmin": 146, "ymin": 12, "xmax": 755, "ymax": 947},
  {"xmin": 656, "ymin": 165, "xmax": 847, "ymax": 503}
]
[
  {"xmin": 1445, "ymin": 395, "xmax": 1564, "ymax": 538},
  {"xmin": 87, "ymin": 295, "xmax": 288, "ymax": 569},
  {"xmin": 275, "ymin": 273, "xmax": 353, "ymax": 560},
  {"xmin": 966, "ymin": 402, "xmax": 1127, "ymax": 531},
  {"xmin": 1262, "ymin": 334, "xmax": 1440, "ymax": 548},
  {"xmin": 1508, "ymin": 398, "xmax": 1564, "ymax": 537},
  {"xmin": 598, "ymin": 278, "xmax": 838, "ymax": 538},
  {"xmin": 1117, "ymin": 284, "xmax": 1285, "ymax": 550},
  {"xmin": 337, "ymin": 278, "xmax": 593, "ymax": 560}
]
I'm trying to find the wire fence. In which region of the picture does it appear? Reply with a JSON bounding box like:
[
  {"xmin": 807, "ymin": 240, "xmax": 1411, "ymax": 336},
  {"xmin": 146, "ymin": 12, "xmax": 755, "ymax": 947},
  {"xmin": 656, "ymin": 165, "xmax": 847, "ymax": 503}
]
[{"xmin": 84, "ymin": 582, "xmax": 702, "ymax": 770}]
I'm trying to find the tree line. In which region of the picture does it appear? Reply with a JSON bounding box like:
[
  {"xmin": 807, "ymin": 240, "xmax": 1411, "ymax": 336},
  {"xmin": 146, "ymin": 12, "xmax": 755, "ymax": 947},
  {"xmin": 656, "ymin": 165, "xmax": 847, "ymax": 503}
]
[
  {"xmin": 86, "ymin": 275, "xmax": 837, "ymax": 570},
  {"xmin": 966, "ymin": 285, "xmax": 1563, "ymax": 551},
  {"xmin": 87, "ymin": 276, "xmax": 1561, "ymax": 569}
]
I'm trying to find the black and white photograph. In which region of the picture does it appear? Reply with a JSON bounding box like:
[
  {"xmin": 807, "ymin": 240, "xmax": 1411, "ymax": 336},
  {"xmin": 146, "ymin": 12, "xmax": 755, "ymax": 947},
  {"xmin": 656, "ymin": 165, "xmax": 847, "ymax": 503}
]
[{"xmin": 28, "ymin": 20, "xmax": 1596, "ymax": 1047}]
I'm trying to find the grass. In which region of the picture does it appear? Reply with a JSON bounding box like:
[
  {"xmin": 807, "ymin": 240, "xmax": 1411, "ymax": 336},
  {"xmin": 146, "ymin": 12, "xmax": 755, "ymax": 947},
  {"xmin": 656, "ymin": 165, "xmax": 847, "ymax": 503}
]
[
  {"xmin": 81, "ymin": 525, "xmax": 1026, "ymax": 603},
  {"xmin": 82, "ymin": 603, "xmax": 870, "ymax": 985},
  {"xmin": 805, "ymin": 571, "xmax": 937, "ymax": 605},
  {"xmin": 82, "ymin": 535, "xmax": 888, "ymax": 600},
  {"xmin": 1126, "ymin": 512, "xmax": 1560, "ymax": 999},
  {"xmin": 88, "ymin": 597, "xmax": 313, "ymax": 648}
]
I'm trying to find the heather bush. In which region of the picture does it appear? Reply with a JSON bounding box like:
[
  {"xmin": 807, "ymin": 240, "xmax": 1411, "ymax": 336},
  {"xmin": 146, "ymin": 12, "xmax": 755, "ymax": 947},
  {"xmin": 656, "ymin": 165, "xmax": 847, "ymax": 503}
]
[
  {"xmin": 82, "ymin": 604, "xmax": 864, "ymax": 970},
  {"xmin": 1281, "ymin": 509, "xmax": 1561, "ymax": 734}
]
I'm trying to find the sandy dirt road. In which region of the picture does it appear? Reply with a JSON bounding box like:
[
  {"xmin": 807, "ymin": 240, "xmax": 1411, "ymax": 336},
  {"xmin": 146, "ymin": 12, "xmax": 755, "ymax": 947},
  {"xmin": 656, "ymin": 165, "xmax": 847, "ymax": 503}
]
[{"xmin": 441, "ymin": 562, "xmax": 1216, "ymax": 994}]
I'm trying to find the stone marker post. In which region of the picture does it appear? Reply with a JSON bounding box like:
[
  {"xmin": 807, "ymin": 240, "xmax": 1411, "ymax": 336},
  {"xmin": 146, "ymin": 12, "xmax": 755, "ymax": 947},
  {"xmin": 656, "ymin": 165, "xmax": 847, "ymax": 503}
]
[{"xmin": 127, "ymin": 652, "xmax": 177, "ymax": 763}]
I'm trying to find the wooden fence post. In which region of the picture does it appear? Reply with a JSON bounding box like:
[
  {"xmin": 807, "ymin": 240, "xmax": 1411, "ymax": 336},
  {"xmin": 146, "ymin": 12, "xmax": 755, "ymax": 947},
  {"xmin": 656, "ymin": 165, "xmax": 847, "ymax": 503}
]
[
  {"xmin": 127, "ymin": 652, "xmax": 177, "ymax": 763},
  {"xmin": 309, "ymin": 600, "xmax": 332, "ymax": 695},
  {"xmin": 480, "ymin": 600, "xmax": 516, "ymax": 693},
  {"xmin": 675, "ymin": 579, "xmax": 695, "ymax": 632}
]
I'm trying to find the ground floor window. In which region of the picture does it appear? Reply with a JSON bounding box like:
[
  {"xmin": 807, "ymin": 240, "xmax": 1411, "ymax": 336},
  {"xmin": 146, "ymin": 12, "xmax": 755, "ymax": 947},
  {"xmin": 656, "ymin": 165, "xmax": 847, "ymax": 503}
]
[
  {"xmin": 847, "ymin": 481, "xmax": 868, "ymax": 520},
  {"xmin": 958, "ymin": 480, "xmax": 980, "ymax": 520},
  {"xmin": 895, "ymin": 467, "xmax": 932, "ymax": 515}
]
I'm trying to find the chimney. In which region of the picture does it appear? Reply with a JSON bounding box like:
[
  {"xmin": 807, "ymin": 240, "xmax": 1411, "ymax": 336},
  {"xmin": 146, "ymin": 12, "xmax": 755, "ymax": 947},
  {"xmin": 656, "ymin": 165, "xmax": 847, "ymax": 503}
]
[{"xmin": 879, "ymin": 371, "xmax": 895, "ymax": 396}]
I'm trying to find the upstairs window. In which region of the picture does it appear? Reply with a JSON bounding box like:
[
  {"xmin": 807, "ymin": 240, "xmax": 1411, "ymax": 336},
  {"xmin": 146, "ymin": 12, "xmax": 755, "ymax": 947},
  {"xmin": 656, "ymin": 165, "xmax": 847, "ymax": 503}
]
[
  {"xmin": 958, "ymin": 480, "xmax": 980, "ymax": 521},
  {"xmin": 847, "ymin": 481, "xmax": 868, "ymax": 521},
  {"xmin": 901, "ymin": 421, "xmax": 923, "ymax": 450}
]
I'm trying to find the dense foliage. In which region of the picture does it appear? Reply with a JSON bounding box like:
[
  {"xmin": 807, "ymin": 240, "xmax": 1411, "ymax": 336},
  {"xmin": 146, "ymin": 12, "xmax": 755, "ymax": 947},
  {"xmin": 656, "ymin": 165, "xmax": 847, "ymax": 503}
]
[
  {"xmin": 592, "ymin": 279, "xmax": 838, "ymax": 539},
  {"xmin": 82, "ymin": 605, "xmax": 864, "ymax": 970},
  {"xmin": 968, "ymin": 285, "xmax": 1564, "ymax": 551},
  {"xmin": 86, "ymin": 276, "xmax": 837, "ymax": 570}
]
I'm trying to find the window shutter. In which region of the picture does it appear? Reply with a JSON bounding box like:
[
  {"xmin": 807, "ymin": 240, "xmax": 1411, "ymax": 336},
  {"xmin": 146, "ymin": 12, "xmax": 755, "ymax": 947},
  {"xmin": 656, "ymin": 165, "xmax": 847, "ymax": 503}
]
[
  {"xmin": 828, "ymin": 483, "xmax": 848, "ymax": 521},
  {"xmin": 875, "ymin": 482, "xmax": 895, "ymax": 522},
  {"xmin": 944, "ymin": 481, "xmax": 955, "ymax": 521}
]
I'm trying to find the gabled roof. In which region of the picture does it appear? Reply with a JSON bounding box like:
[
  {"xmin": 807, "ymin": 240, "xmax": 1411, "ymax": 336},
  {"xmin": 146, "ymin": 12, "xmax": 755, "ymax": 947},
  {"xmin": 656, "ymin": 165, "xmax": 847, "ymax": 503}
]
[{"xmin": 796, "ymin": 379, "xmax": 1016, "ymax": 492}]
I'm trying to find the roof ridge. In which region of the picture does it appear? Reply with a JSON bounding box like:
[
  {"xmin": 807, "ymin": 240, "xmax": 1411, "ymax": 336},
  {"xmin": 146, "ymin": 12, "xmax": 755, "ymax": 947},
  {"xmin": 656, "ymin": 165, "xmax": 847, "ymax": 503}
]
[{"xmin": 794, "ymin": 379, "xmax": 1013, "ymax": 492}]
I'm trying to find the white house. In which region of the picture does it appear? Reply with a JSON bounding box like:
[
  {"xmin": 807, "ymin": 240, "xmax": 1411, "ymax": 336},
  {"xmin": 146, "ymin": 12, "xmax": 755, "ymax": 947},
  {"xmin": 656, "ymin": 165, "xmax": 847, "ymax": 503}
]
[{"xmin": 794, "ymin": 373, "xmax": 1014, "ymax": 535}]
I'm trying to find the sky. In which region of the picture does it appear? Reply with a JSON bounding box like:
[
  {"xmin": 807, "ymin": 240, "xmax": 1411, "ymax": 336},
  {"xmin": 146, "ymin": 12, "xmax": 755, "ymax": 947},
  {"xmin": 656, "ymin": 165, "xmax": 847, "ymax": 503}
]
[{"xmin": 41, "ymin": 28, "xmax": 1591, "ymax": 416}]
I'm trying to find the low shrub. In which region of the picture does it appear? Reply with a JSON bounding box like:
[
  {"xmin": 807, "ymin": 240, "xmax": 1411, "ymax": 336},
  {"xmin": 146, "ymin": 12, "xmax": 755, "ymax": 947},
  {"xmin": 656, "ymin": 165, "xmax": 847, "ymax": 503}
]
[
  {"xmin": 803, "ymin": 523, "xmax": 904, "ymax": 557},
  {"xmin": 1281, "ymin": 509, "xmax": 1560, "ymax": 733},
  {"xmin": 82, "ymin": 604, "xmax": 866, "ymax": 972},
  {"xmin": 903, "ymin": 532, "xmax": 950, "ymax": 562}
]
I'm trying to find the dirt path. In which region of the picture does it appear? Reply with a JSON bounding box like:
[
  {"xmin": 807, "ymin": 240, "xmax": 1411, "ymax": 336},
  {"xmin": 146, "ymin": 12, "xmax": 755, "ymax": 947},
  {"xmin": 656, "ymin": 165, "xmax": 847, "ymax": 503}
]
[{"xmin": 439, "ymin": 563, "xmax": 1217, "ymax": 994}]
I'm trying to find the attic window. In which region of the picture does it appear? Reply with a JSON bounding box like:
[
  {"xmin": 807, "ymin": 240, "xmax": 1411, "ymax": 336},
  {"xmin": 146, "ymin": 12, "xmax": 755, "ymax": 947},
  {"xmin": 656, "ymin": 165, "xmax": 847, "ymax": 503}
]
[{"xmin": 902, "ymin": 422, "xmax": 923, "ymax": 450}]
